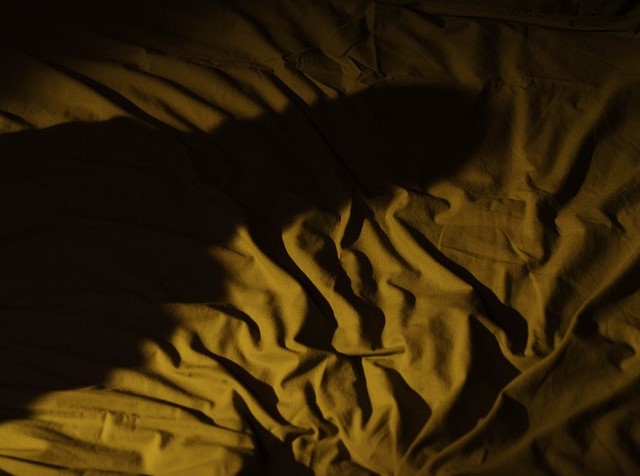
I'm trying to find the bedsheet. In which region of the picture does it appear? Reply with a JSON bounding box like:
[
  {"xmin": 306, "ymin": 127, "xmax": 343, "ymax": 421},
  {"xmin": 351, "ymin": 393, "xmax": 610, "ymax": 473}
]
[{"xmin": 1, "ymin": 1, "xmax": 640, "ymax": 474}]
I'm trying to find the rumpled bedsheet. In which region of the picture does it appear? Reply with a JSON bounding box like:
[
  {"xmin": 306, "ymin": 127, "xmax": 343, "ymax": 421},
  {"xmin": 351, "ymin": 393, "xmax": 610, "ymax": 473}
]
[{"xmin": 1, "ymin": 1, "xmax": 639, "ymax": 474}]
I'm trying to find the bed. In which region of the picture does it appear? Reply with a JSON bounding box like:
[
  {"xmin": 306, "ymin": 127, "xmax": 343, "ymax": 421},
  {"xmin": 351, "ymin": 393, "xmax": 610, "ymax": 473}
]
[{"xmin": 1, "ymin": 1, "xmax": 639, "ymax": 474}]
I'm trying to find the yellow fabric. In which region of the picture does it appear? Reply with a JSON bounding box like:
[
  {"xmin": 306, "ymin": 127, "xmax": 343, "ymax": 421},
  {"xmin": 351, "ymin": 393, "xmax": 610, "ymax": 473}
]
[{"xmin": 1, "ymin": 1, "xmax": 639, "ymax": 474}]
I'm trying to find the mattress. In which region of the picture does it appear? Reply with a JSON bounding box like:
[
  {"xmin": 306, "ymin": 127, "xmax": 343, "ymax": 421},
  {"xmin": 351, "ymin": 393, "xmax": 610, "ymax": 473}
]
[{"xmin": 1, "ymin": 1, "xmax": 639, "ymax": 474}]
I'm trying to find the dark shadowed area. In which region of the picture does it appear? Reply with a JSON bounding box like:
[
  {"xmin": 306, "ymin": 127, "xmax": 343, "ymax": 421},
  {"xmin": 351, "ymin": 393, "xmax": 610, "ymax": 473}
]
[{"xmin": 0, "ymin": 84, "xmax": 522, "ymax": 472}]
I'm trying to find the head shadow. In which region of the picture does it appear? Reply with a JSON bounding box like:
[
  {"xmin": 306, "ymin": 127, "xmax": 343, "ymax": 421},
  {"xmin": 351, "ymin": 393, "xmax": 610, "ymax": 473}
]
[{"xmin": 0, "ymin": 83, "xmax": 521, "ymax": 471}]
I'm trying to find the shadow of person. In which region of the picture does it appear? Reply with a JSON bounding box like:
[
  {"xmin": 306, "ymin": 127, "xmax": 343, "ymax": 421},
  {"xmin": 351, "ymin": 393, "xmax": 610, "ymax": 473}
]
[{"xmin": 0, "ymin": 84, "xmax": 525, "ymax": 473}]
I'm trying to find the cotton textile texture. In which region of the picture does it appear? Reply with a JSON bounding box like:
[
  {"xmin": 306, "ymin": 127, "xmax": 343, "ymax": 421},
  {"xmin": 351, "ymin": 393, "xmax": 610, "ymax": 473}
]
[{"xmin": 1, "ymin": 1, "xmax": 639, "ymax": 475}]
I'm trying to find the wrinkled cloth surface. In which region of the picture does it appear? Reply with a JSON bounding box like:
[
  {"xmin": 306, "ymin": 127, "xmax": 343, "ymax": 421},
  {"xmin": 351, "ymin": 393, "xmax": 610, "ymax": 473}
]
[{"xmin": 1, "ymin": 1, "xmax": 639, "ymax": 475}]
